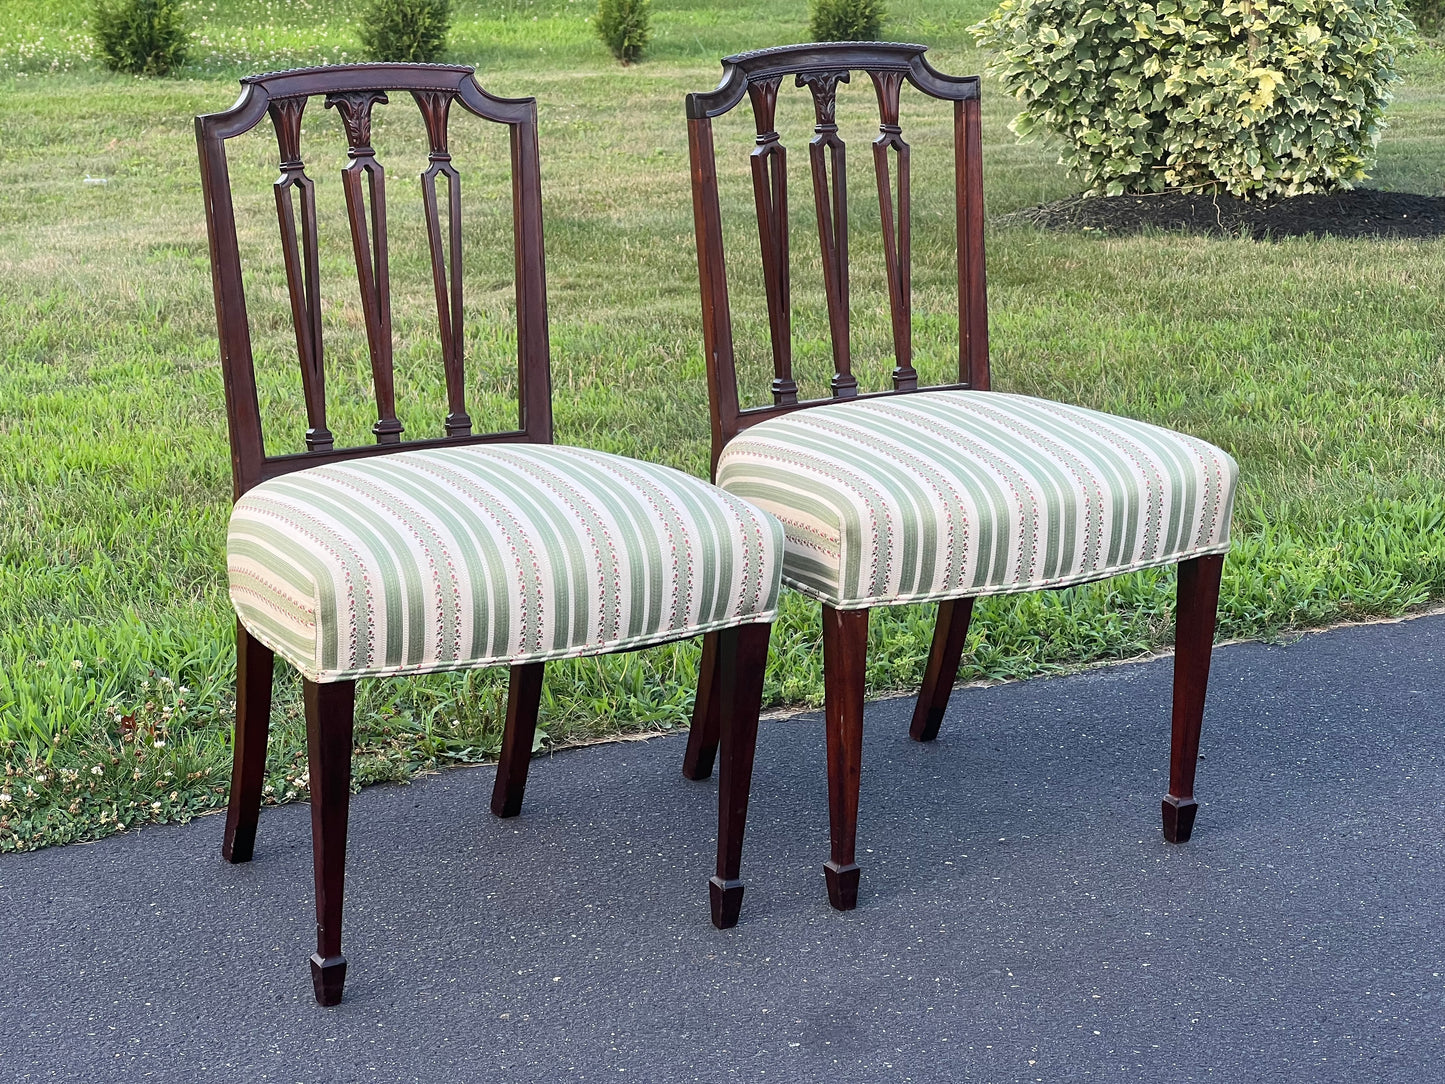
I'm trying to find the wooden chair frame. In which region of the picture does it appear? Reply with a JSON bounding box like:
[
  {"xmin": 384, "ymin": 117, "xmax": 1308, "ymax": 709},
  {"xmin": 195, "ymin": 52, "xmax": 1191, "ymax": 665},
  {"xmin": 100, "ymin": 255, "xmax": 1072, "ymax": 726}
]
[
  {"xmin": 197, "ymin": 63, "xmax": 771, "ymax": 1005},
  {"xmin": 682, "ymin": 43, "xmax": 1224, "ymax": 910}
]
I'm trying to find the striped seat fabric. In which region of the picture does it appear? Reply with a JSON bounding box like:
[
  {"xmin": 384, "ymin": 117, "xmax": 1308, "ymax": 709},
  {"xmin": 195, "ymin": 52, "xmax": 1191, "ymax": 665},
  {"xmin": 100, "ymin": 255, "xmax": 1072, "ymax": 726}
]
[
  {"xmin": 715, "ymin": 390, "xmax": 1237, "ymax": 609},
  {"xmin": 228, "ymin": 444, "xmax": 784, "ymax": 682}
]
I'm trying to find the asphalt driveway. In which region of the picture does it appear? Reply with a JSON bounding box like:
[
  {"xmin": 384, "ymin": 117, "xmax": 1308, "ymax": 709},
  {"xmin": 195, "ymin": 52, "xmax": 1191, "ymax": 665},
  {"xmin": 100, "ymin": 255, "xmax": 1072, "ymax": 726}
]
[{"xmin": 3, "ymin": 614, "xmax": 1442, "ymax": 1082}]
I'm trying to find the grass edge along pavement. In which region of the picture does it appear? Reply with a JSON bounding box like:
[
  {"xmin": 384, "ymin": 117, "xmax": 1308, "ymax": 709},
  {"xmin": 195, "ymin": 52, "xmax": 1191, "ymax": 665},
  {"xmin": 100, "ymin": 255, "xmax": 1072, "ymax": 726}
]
[{"xmin": 4, "ymin": 1, "xmax": 1445, "ymax": 854}]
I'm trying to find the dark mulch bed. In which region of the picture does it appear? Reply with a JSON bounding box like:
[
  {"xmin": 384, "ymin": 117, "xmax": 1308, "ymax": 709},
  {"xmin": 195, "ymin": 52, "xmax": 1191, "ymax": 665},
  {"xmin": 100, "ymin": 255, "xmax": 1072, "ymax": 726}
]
[{"xmin": 1005, "ymin": 186, "xmax": 1445, "ymax": 240}]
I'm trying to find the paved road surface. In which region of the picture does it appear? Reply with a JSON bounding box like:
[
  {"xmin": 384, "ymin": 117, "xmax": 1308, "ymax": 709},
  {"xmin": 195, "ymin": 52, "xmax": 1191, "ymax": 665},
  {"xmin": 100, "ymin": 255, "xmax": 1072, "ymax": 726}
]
[{"xmin": 3, "ymin": 615, "xmax": 1442, "ymax": 1082}]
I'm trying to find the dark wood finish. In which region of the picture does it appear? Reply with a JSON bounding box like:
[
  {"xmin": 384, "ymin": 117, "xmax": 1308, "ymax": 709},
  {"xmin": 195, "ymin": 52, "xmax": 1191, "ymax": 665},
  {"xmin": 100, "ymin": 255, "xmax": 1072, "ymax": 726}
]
[
  {"xmin": 820, "ymin": 605, "xmax": 868, "ymax": 911},
  {"xmin": 869, "ymin": 69, "xmax": 915, "ymax": 391},
  {"xmin": 1163, "ymin": 554, "xmax": 1225, "ymax": 843},
  {"xmin": 687, "ymin": 44, "xmax": 984, "ymax": 913},
  {"xmin": 908, "ymin": 597, "xmax": 974, "ymax": 743},
  {"xmin": 328, "ymin": 89, "xmax": 402, "ymax": 444},
  {"xmin": 199, "ymin": 64, "xmax": 777, "ymax": 1002},
  {"xmin": 957, "ymin": 96, "xmax": 990, "ymax": 392},
  {"xmin": 196, "ymin": 63, "xmax": 554, "ymax": 502},
  {"xmin": 688, "ymin": 113, "xmax": 744, "ymax": 471},
  {"xmin": 799, "ymin": 69, "xmax": 855, "ymax": 398},
  {"xmin": 221, "ymin": 622, "xmax": 274, "ymax": 863},
  {"xmin": 197, "ymin": 64, "xmax": 559, "ymax": 1007},
  {"xmin": 268, "ymin": 97, "xmax": 332, "ymax": 451},
  {"xmin": 709, "ymin": 622, "xmax": 772, "ymax": 929},
  {"xmin": 415, "ymin": 88, "xmax": 471, "ymax": 437},
  {"xmin": 490, "ymin": 662, "xmax": 546, "ymax": 818},
  {"xmin": 746, "ymin": 78, "xmax": 796, "ymax": 406},
  {"xmin": 683, "ymin": 630, "xmax": 722, "ymax": 780},
  {"xmin": 686, "ymin": 45, "xmax": 1228, "ymax": 910},
  {"xmin": 685, "ymin": 42, "xmax": 983, "ymax": 473},
  {"xmin": 304, "ymin": 678, "xmax": 355, "ymax": 1006}
]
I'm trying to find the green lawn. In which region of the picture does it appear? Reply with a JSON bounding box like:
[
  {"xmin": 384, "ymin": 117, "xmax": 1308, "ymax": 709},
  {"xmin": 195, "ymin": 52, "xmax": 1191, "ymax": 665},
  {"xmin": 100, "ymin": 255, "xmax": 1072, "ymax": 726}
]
[{"xmin": 3, "ymin": 0, "xmax": 1445, "ymax": 852}]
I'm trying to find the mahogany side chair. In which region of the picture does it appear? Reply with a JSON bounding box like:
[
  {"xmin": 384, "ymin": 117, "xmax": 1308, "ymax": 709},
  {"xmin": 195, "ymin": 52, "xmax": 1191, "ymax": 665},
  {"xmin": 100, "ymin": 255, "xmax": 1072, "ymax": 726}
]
[
  {"xmin": 681, "ymin": 43, "xmax": 1238, "ymax": 911},
  {"xmin": 195, "ymin": 63, "xmax": 783, "ymax": 1005}
]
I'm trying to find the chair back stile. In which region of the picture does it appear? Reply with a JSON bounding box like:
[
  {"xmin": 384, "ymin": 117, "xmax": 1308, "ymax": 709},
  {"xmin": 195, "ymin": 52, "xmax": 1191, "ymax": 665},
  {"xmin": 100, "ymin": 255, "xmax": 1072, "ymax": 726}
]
[
  {"xmin": 685, "ymin": 43, "xmax": 990, "ymax": 473},
  {"xmin": 195, "ymin": 63, "xmax": 554, "ymax": 500}
]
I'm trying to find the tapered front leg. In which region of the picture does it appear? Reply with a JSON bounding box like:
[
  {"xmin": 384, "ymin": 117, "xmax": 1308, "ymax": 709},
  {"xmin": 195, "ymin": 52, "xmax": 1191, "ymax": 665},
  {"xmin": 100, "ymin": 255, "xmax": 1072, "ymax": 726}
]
[
  {"xmin": 710, "ymin": 622, "xmax": 772, "ymax": 929},
  {"xmin": 909, "ymin": 597, "xmax": 975, "ymax": 742},
  {"xmin": 222, "ymin": 623, "xmax": 274, "ymax": 863},
  {"xmin": 683, "ymin": 630, "xmax": 723, "ymax": 781},
  {"xmin": 305, "ymin": 679, "xmax": 355, "ymax": 1007},
  {"xmin": 821, "ymin": 605, "xmax": 869, "ymax": 910},
  {"xmin": 1163, "ymin": 554, "xmax": 1225, "ymax": 843},
  {"xmin": 491, "ymin": 662, "xmax": 546, "ymax": 818}
]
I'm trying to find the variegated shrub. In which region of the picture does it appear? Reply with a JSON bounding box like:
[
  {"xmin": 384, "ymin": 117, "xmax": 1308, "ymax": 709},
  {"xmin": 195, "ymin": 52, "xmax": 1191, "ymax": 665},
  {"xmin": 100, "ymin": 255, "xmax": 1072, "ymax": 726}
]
[{"xmin": 970, "ymin": 0, "xmax": 1413, "ymax": 198}]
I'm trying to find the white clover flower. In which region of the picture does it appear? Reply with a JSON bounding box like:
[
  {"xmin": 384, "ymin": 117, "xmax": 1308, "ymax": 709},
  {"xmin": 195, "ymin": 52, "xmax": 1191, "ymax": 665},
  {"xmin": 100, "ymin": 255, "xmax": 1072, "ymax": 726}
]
[
  {"xmin": 71, "ymin": 660, "xmax": 82, "ymax": 670},
  {"xmin": 0, "ymin": 794, "xmax": 11, "ymax": 805},
  {"xmin": 153, "ymin": 740, "xmax": 165, "ymax": 749},
  {"xmin": 91, "ymin": 765, "xmax": 104, "ymax": 776},
  {"xmin": 151, "ymin": 801, "xmax": 162, "ymax": 812}
]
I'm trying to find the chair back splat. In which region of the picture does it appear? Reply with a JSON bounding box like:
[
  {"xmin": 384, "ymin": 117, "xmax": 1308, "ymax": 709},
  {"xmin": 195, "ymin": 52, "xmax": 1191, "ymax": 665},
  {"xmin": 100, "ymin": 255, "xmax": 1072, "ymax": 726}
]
[
  {"xmin": 196, "ymin": 63, "xmax": 553, "ymax": 500},
  {"xmin": 685, "ymin": 42, "xmax": 989, "ymax": 471}
]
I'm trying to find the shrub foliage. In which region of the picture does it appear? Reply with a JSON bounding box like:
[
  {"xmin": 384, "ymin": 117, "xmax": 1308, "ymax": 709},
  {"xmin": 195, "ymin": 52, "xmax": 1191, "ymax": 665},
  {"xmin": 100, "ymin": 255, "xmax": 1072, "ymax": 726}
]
[
  {"xmin": 358, "ymin": 0, "xmax": 452, "ymax": 64},
  {"xmin": 809, "ymin": 0, "xmax": 886, "ymax": 41},
  {"xmin": 595, "ymin": 0, "xmax": 651, "ymax": 63},
  {"xmin": 1405, "ymin": 0, "xmax": 1445, "ymax": 33},
  {"xmin": 971, "ymin": 0, "xmax": 1413, "ymax": 198},
  {"xmin": 92, "ymin": 0, "xmax": 190, "ymax": 76}
]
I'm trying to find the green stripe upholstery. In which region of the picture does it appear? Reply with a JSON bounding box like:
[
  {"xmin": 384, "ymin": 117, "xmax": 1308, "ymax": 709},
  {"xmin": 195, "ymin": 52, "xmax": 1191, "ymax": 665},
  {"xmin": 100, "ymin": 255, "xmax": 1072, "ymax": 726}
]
[
  {"xmin": 715, "ymin": 391, "xmax": 1237, "ymax": 609},
  {"xmin": 228, "ymin": 445, "xmax": 784, "ymax": 682}
]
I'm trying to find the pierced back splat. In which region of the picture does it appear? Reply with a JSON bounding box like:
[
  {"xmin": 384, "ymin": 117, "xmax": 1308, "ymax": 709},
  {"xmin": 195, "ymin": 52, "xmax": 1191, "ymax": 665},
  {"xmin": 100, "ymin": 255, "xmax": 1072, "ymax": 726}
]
[
  {"xmin": 326, "ymin": 89, "xmax": 401, "ymax": 444},
  {"xmin": 269, "ymin": 96, "xmax": 332, "ymax": 451},
  {"xmin": 684, "ymin": 43, "xmax": 986, "ymax": 473},
  {"xmin": 746, "ymin": 78, "xmax": 795, "ymax": 406},
  {"xmin": 414, "ymin": 88, "xmax": 471, "ymax": 438},
  {"xmin": 798, "ymin": 69, "xmax": 855, "ymax": 398},
  {"xmin": 196, "ymin": 63, "xmax": 553, "ymax": 500},
  {"xmin": 869, "ymin": 68, "xmax": 914, "ymax": 391}
]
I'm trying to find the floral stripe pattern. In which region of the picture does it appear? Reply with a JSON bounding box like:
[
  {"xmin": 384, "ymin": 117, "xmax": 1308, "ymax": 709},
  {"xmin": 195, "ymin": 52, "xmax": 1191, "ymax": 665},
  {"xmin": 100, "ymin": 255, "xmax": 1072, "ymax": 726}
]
[
  {"xmin": 228, "ymin": 445, "xmax": 784, "ymax": 682},
  {"xmin": 715, "ymin": 391, "xmax": 1237, "ymax": 609}
]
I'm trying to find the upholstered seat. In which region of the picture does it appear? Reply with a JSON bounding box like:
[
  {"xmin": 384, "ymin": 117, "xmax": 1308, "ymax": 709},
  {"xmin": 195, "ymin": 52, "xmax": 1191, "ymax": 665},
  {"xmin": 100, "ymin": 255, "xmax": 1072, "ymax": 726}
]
[
  {"xmin": 716, "ymin": 391, "xmax": 1237, "ymax": 610},
  {"xmin": 229, "ymin": 443, "xmax": 784, "ymax": 683}
]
